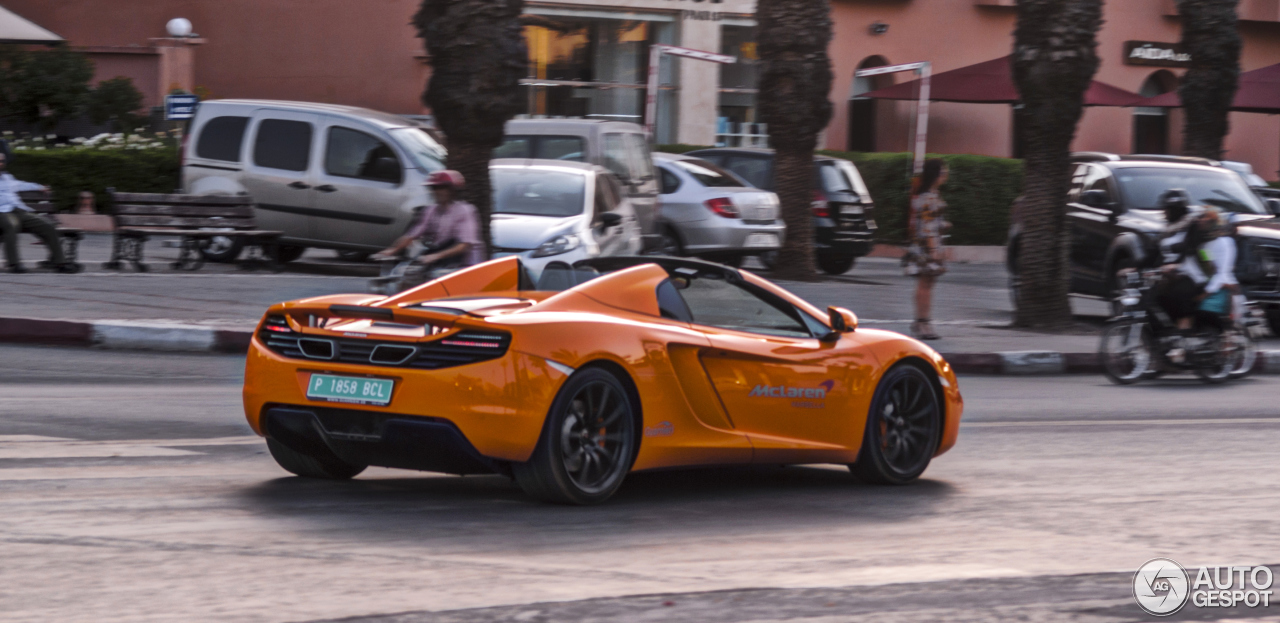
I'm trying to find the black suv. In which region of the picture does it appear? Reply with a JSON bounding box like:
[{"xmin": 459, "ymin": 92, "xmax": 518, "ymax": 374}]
[
  {"xmin": 1007, "ymin": 153, "xmax": 1280, "ymax": 332},
  {"xmin": 687, "ymin": 148, "xmax": 876, "ymax": 275}
]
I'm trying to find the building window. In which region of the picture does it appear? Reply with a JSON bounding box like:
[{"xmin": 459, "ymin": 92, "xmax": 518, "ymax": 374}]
[
  {"xmin": 717, "ymin": 24, "xmax": 761, "ymax": 146},
  {"xmin": 522, "ymin": 12, "xmax": 675, "ymax": 141},
  {"xmin": 1133, "ymin": 70, "xmax": 1176, "ymax": 155}
]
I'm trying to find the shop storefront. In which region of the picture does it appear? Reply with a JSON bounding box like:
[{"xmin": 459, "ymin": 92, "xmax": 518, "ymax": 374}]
[{"xmin": 520, "ymin": 0, "xmax": 757, "ymax": 145}]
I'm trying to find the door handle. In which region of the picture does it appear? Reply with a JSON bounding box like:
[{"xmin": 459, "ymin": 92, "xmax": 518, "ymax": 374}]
[
  {"xmin": 314, "ymin": 185, "xmax": 337, "ymax": 193},
  {"xmin": 287, "ymin": 181, "xmax": 311, "ymax": 190}
]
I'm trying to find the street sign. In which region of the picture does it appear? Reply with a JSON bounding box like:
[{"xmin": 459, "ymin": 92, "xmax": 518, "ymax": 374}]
[{"xmin": 165, "ymin": 94, "xmax": 200, "ymax": 120}]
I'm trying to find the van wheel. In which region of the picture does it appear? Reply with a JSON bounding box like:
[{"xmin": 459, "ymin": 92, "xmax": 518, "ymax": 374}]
[
  {"xmin": 270, "ymin": 245, "xmax": 307, "ymax": 264},
  {"xmin": 201, "ymin": 235, "xmax": 245, "ymax": 262}
]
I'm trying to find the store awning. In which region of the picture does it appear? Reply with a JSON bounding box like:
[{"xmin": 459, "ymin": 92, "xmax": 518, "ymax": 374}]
[
  {"xmin": 1142, "ymin": 63, "xmax": 1280, "ymax": 114},
  {"xmin": 859, "ymin": 56, "xmax": 1144, "ymax": 107},
  {"xmin": 0, "ymin": 5, "xmax": 63, "ymax": 44}
]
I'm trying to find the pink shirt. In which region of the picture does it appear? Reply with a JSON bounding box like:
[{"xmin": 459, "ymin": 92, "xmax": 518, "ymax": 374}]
[{"xmin": 406, "ymin": 200, "xmax": 482, "ymax": 266}]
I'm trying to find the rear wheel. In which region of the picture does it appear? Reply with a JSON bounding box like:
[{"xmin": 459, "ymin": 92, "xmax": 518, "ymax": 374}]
[
  {"xmin": 1099, "ymin": 319, "xmax": 1152, "ymax": 385},
  {"xmin": 1194, "ymin": 326, "xmax": 1232, "ymax": 384},
  {"xmin": 758, "ymin": 250, "xmax": 779, "ymax": 271},
  {"xmin": 850, "ymin": 365, "xmax": 942, "ymax": 485},
  {"xmin": 817, "ymin": 252, "xmax": 856, "ymax": 276},
  {"xmin": 201, "ymin": 234, "xmax": 245, "ymax": 263},
  {"xmin": 513, "ymin": 368, "xmax": 637, "ymax": 504},
  {"xmin": 266, "ymin": 438, "xmax": 366, "ymax": 479}
]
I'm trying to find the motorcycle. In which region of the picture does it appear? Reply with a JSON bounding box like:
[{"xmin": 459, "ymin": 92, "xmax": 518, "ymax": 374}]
[{"xmin": 1100, "ymin": 269, "xmax": 1259, "ymax": 384}]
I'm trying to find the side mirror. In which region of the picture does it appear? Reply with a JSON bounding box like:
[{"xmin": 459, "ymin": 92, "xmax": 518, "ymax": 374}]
[
  {"xmin": 1267, "ymin": 198, "xmax": 1280, "ymax": 215},
  {"xmin": 1080, "ymin": 189, "xmax": 1108, "ymax": 208},
  {"xmin": 822, "ymin": 306, "xmax": 857, "ymax": 341},
  {"xmin": 599, "ymin": 212, "xmax": 623, "ymax": 228}
]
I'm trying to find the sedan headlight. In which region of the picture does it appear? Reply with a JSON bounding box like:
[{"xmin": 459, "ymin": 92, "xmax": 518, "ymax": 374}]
[{"xmin": 532, "ymin": 234, "xmax": 581, "ymax": 258}]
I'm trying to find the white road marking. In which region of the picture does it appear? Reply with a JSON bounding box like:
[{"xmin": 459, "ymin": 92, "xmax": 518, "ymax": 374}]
[{"xmin": 964, "ymin": 418, "xmax": 1280, "ymax": 428}]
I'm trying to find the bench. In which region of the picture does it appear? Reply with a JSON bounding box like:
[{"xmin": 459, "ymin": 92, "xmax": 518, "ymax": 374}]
[
  {"xmin": 104, "ymin": 192, "xmax": 283, "ymax": 272},
  {"xmin": 15, "ymin": 190, "xmax": 85, "ymax": 271}
]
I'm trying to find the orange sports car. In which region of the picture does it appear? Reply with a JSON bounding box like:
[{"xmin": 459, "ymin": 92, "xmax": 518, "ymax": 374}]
[{"xmin": 243, "ymin": 256, "xmax": 962, "ymax": 504}]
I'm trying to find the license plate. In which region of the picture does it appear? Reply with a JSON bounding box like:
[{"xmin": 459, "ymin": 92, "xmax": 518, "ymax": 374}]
[
  {"xmin": 841, "ymin": 205, "xmax": 864, "ymax": 215},
  {"xmin": 744, "ymin": 233, "xmax": 780, "ymax": 248},
  {"xmin": 306, "ymin": 374, "xmax": 394, "ymax": 406}
]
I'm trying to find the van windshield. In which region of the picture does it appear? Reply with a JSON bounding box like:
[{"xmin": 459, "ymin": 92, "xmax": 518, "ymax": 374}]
[
  {"xmin": 495, "ymin": 135, "xmax": 586, "ymax": 162},
  {"xmin": 389, "ymin": 128, "xmax": 447, "ymax": 173},
  {"xmin": 492, "ymin": 168, "xmax": 587, "ymax": 217}
]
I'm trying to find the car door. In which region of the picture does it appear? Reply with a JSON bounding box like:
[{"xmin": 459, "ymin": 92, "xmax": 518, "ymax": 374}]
[
  {"xmin": 240, "ymin": 110, "xmax": 322, "ymax": 241},
  {"xmin": 678, "ymin": 277, "xmax": 863, "ymax": 453},
  {"xmin": 312, "ymin": 122, "xmax": 409, "ymax": 249},
  {"xmin": 1067, "ymin": 165, "xmax": 1121, "ymax": 293}
]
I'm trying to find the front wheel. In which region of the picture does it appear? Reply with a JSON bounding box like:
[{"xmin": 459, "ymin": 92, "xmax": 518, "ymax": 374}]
[
  {"xmin": 850, "ymin": 365, "xmax": 942, "ymax": 485},
  {"xmin": 1099, "ymin": 319, "xmax": 1152, "ymax": 385},
  {"xmin": 1194, "ymin": 326, "xmax": 1233, "ymax": 384},
  {"xmin": 513, "ymin": 368, "xmax": 637, "ymax": 504},
  {"xmin": 817, "ymin": 252, "xmax": 856, "ymax": 276}
]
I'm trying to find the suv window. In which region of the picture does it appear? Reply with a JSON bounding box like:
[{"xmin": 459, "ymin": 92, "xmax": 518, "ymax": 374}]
[
  {"xmin": 253, "ymin": 119, "xmax": 313, "ymax": 172},
  {"xmin": 494, "ymin": 135, "xmax": 586, "ymax": 161},
  {"xmin": 675, "ymin": 276, "xmax": 811, "ymax": 337},
  {"xmin": 1114, "ymin": 167, "xmax": 1267, "ymax": 214},
  {"xmin": 602, "ymin": 134, "xmax": 633, "ymax": 182},
  {"xmin": 1068, "ymin": 164, "xmax": 1089, "ymax": 201},
  {"xmin": 195, "ymin": 116, "xmax": 249, "ymax": 162},
  {"xmin": 723, "ymin": 156, "xmax": 774, "ymax": 190},
  {"xmin": 325, "ymin": 127, "xmax": 402, "ymax": 184},
  {"xmin": 817, "ymin": 161, "xmax": 855, "ymax": 194}
]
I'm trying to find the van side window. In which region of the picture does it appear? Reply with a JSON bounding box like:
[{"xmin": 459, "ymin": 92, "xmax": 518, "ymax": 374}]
[
  {"xmin": 253, "ymin": 119, "xmax": 313, "ymax": 172},
  {"xmin": 624, "ymin": 134, "xmax": 654, "ymax": 181},
  {"xmin": 602, "ymin": 134, "xmax": 632, "ymax": 182},
  {"xmin": 325, "ymin": 127, "xmax": 402, "ymax": 184},
  {"xmin": 196, "ymin": 116, "xmax": 249, "ymax": 162}
]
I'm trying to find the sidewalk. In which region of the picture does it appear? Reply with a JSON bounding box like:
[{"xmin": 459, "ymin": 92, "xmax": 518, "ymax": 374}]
[{"xmin": 1, "ymin": 237, "xmax": 1274, "ymax": 373}]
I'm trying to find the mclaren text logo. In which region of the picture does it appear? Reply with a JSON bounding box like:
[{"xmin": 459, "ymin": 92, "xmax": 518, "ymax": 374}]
[{"xmin": 748, "ymin": 380, "xmax": 834, "ymax": 399}]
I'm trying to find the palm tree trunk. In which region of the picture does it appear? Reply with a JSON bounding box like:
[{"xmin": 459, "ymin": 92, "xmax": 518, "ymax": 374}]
[
  {"xmin": 1011, "ymin": 0, "xmax": 1103, "ymax": 328},
  {"xmin": 755, "ymin": 0, "xmax": 833, "ymax": 281},
  {"xmin": 1177, "ymin": 0, "xmax": 1241, "ymax": 160},
  {"xmin": 416, "ymin": 0, "xmax": 527, "ymax": 259}
]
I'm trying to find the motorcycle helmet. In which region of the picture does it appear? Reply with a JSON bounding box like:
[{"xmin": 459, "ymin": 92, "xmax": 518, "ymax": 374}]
[{"xmin": 1159, "ymin": 189, "xmax": 1191, "ymax": 223}]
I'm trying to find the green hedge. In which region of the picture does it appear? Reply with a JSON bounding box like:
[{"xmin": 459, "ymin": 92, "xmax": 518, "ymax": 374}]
[
  {"xmin": 9, "ymin": 146, "xmax": 180, "ymax": 212},
  {"xmin": 821, "ymin": 151, "xmax": 1023, "ymax": 246}
]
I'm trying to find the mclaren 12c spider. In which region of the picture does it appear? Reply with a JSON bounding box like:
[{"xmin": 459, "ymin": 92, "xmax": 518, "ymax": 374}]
[{"xmin": 243, "ymin": 256, "xmax": 962, "ymax": 504}]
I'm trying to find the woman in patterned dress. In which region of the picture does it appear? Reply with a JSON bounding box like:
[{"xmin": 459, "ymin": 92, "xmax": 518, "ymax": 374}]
[{"xmin": 909, "ymin": 159, "xmax": 949, "ymax": 340}]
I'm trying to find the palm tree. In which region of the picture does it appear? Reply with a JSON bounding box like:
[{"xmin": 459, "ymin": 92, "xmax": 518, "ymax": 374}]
[
  {"xmin": 1011, "ymin": 0, "xmax": 1103, "ymax": 328},
  {"xmin": 415, "ymin": 0, "xmax": 528, "ymax": 259},
  {"xmin": 1177, "ymin": 0, "xmax": 1241, "ymax": 160},
  {"xmin": 755, "ymin": 0, "xmax": 833, "ymax": 281}
]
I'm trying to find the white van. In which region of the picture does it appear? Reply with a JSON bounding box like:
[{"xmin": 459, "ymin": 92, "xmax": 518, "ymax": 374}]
[{"xmin": 183, "ymin": 100, "xmax": 447, "ymax": 262}]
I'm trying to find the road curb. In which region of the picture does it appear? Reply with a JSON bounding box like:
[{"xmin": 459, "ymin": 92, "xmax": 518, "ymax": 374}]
[{"xmin": 1, "ymin": 316, "xmax": 1276, "ymax": 375}]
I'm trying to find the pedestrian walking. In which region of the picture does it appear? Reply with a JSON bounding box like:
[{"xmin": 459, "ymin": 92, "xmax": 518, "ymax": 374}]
[
  {"xmin": 907, "ymin": 158, "xmax": 950, "ymax": 340},
  {"xmin": 0, "ymin": 153, "xmax": 73, "ymax": 273}
]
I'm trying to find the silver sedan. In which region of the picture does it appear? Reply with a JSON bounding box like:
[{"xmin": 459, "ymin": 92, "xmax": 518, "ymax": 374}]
[{"xmin": 653, "ymin": 152, "xmax": 786, "ymax": 266}]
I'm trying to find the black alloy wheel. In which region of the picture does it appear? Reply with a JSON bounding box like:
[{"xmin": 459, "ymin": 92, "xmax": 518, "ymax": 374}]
[
  {"xmin": 513, "ymin": 368, "xmax": 637, "ymax": 504},
  {"xmin": 850, "ymin": 365, "xmax": 942, "ymax": 485},
  {"xmin": 817, "ymin": 251, "xmax": 856, "ymax": 276}
]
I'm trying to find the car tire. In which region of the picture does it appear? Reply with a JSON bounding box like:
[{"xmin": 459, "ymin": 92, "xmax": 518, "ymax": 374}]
[
  {"xmin": 654, "ymin": 228, "xmax": 683, "ymax": 257},
  {"xmin": 758, "ymin": 250, "xmax": 779, "ymax": 271},
  {"xmin": 200, "ymin": 235, "xmax": 245, "ymax": 263},
  {"xmin": 266, "ymin": 438, "xmax": 366, "ymax": 480},
  {"xmin": 850, "ymin": 365, "xmax": 942, "ymax": 485},
  {"xmin": 513, "ymin": 367, "xmax": 638, "ymax": 505},
  {"xmin": 817, "ymin": 252, "xmax": 856, "ymax": 276},
  {"xmin": 270, "ymin": 244, "xmax": 307, "ymax": 264}
]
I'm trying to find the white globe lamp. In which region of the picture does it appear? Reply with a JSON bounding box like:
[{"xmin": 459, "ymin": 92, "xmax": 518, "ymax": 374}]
[{"xmin": 166, "ymin": 18, "xmax": 193, "ymax": 38}]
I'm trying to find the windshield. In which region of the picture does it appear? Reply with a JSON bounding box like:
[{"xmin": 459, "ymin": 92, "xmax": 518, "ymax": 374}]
[
  {"xmin": 672, "ymin": 159, "xmax": 747, "ymax": 188},
  {"xmin": 389, "ymin": 128, "xmax": 447, "ymax": 173},
  {"xmin": 492, "ymin": 168, "xmax": 586, "ymax": 217},
  {"xmin": 1115, "ymin": 167, "xmax": 1268, "ymax": 215},
  {"xmin": 495, "ymin": 135, "xmax": 586, "ymax": 162}
]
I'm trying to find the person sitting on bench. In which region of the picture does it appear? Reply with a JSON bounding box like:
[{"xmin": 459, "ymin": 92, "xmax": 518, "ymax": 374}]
[{"xmin": 0, "ymin": 153, "xmax": 73, "ymax": 274}]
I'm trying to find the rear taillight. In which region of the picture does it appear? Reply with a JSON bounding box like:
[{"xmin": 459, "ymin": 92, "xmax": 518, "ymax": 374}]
[
  {"xmin": 263, "ymin": 314, "xmax": 293, "ymax": 333},
  {"xmin": 704, "ymin": 197, "xmax": 739, "ymax": 218},
  {"xmin": 811, "ymin": 191, "xmax": 830, "ymax": 218}
]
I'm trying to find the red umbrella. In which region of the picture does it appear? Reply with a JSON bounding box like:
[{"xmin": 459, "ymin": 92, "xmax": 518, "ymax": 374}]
[
  {"xmin": 1142, "ymin": 62, "xmax": 1280, "ymax": 113},
  {"xmin": 860, "ymin": 56, "xmax": 1144, "ymax": 107}
]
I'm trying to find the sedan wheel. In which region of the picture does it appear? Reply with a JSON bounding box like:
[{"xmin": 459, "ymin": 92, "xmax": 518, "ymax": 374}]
[
  {"xmin": 817, "ymin": 252, "xmax": 856, "ymax": 276},
  {"xmin": 850, "ymin": 365, "xmax": 941, "ymax": 485},
  {"xmin": 654, "ymin": 228, "xmax": 683, "ymax": 257},
  {"xmin": 513, "ymin": 368, "xmax": 636, "ymax": 504}
]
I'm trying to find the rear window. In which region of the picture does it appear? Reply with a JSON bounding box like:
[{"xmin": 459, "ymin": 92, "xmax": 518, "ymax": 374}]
[
  {"xmin": 673, "ymin": 159, "xmax": 746, "ymax": 188},
  {"xmin": 195, "ymin": 116, "xmax": 249, "ymax": 162},
  {"xmin": 492, "ymin": 168, "xmax": 586, "ymax": 217},
  {"xmin": 723, "ymin": 156, "xmax": 774, "ymax": 190},
  {"xmin": 253, "ymin": 119, "xmax": 313, "ymax": 172},
  {"xmin": 495, "ymin": 135, "xmax": 585, "ymax": 161}
]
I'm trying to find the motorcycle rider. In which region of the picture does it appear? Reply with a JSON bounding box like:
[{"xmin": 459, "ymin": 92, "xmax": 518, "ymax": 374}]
[{"xmin": 1154, "ymin": 190, "xmax": 1202, "ymax": 331}]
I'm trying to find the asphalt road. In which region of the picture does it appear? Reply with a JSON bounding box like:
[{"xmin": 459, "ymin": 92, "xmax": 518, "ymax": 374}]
[{"xmin": 3, "ymin": 345, "xmax": 1280, "ymax": 623}]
